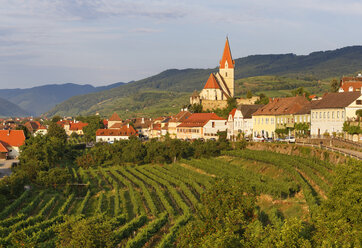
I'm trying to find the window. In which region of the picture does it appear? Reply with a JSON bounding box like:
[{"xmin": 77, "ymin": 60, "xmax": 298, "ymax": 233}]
[
  {"xmin": 295, "ymin": 117, "xmax": 297, "ymax": 122},
  {"xmin": 225, "ymin": 72, "xmax": 228, "ymax": 77},
  {"xmin": 342, "ymin": 111, "xmax": 345, "ymax": 118},
  {"xmin": 312, "ymin": 112, "xmax": 315, "ymax": 119},
  {"xmin": 258, "ymin": 118, "xmax": 260, "ymax": 124},
  {"xmin": 212, "ymin": 122, "xmax": 215, "ymax": 128},
  {"xmin": 332, "ymin": 112, "xmax": 334, "ymax": 119},
  {"xmin": 304, "ymin": 116, "xmax": 306, "ymax": 122},
  {"xmin": 337, "ymin": 111, "xmax": 340, "ymax": 118},
  {"xmin": 261, "ymin": 118, "xmax": 264, "ymax": 124},
  {"xmin": 271, "ymin": 118, "xmax": 274, "ymax": 124},
  {"xmin": 307, "ymin": 116, "xmax": 310, "ymax": 122},
  {"xmin": 323, "ymin": 112, "xmax": 326, "ymax": 119},
  {"xmin": 266, "ymin": 118, "xmax": 269, "ymax": 124},
  {"xmin": 277, "ymin": 118, "xmax": 280, "ymax": 124},
  {"xmin": 319, "ymin": 112, "xmax": 322, "ymax": 118},
  {"xmin": 327, "ymin": 112, "xmax": 330, "ymax": 118},
  {"xmin": 357, "ymin": 100, "xmax": 362, "ymax": 105}
]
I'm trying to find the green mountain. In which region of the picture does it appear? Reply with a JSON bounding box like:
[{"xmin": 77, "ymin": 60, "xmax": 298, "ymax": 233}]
[
  {"xmin": 0, "ymin": 82, "xmax": 125, "ymax": 116},
  {"xmin": 47, "ymin": 46, "xmax": 362, "ymax": 118},
  {"xmin": 0, "ymin": 97, "xmax": 30, "ymax": 117}
]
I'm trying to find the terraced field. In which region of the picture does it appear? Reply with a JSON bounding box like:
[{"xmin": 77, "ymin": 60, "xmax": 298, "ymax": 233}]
[{"xmin": 0, "ymin": 149, "xmax": 335, "ymax": 247}]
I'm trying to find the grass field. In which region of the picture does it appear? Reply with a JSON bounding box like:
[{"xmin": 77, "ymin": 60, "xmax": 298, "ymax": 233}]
[{"xmin": 0, "ymin": 149, "xmax": 335, "ymax": 247}]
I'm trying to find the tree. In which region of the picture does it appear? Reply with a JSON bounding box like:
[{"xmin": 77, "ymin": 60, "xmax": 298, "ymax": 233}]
[
  {"xmin": 246, "ymin": 90, "xmax": 253, "ymax": 99},
  {"xmin": 47, "ymin": 122, "xmax": 67, "ymax": 143},
  {"xmin": 79, "ymin": 116, "xmax": 104, "ymax": 142},
  {"xmin": 56, "ymin": 214, "xmax": 114, "ymax": 248},
  {"xmin": 291, "ymin": 87, "xmax": 310, "ymax": 99},
  {"xmin": 254, "ymin": 93, "xmax": 269, "ymax": 105},
  {"xmin": 330, "ymin": 79, "xmax": 339, "ymax": 92},
  {"xmin": 16, "ymin": 125, "xmax": 31, "ymax": 139},
  {"xmin": 189, "ymin": 104, "xmax": 203, "ymax": 113},
  {"xmin": 51, "ymin": 115, "xmax": 62, "ymax": 123}
]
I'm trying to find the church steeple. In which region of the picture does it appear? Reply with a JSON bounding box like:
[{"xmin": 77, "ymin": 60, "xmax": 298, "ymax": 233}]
[{"xmin": 219, "ymin": 37, "xmax": 235, "ymax": 69}]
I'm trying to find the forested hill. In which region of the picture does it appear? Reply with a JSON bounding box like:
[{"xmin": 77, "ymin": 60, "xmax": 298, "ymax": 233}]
[
  {"xmin": 47, "ymin": 46, "xmax": 362, "ymax": 117},
  {"xmin": 0, "ymin": 82, "xmax": 125, "ymax": 117},
  {"xmin": 0, "ymin": 97, "xmax": 30, "ymax": 117}
]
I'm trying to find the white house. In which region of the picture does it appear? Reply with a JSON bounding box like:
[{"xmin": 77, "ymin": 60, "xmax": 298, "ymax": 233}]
[
  {"xmin": 311, "ymin": 91, "xmax": 362, "ymax": 136},
  {"xmin": 96, "ymin": 124, "xmax": 137, "ymax": 143},
  {"xmin": 227, "ymin": 105, "xmax": 263, "ymax": 140},
  {"xmin": 177, "ymin": 113, "xmax": 227, "ymax": 140}
]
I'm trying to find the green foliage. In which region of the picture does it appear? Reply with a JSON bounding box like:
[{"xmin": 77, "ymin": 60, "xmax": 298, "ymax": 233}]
[
  {"xmin": 189, "ymin": 104, "xmax": 203, "ymax": 113},
  {"xmin": 254, "ymin": 93, "xmax": 269, "ymax": 105},
  {"xmin": 313, "ymin": 161, "xmax": 362, "ymax": 247},
  {"xmin": 47, "ymin": 122, "xmax": 67, "ymax": 142},
  {"xmin": 291, "ymin": 87, "xmax": 310, "ymax": 99},
  {"xmin": 77, "ymin": 115, "xmax": 104, "ymax": 142},
  {"xmin": 356, "ymin": 109, "xmax": 362, "ymax": 117},
  {"xmin": 330, "ymin": 78, "xmax": 339, "ymax": 92},
  {"xmin": 36, "ymin": 168, "xmax": 71, "ymax": 189},
  {"xmin": 56, "ymin": 214, "xmax": 114, "ymax": 248},
  {"xmin": 246, "ymin": 90, "xmax": 253, "ymax": 99},
  {"xmin": 343, "ymin": 121, "xmax": 361, "ymax": 134}
]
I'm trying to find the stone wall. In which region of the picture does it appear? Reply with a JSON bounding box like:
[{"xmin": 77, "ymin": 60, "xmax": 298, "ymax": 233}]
[
  {"xmin": 201, "ymin": 100, "xmax": 228, "ymax": 111},
  {"xmin": 236, "ymin": 96, "xmax": 259, "ymax": 105}
]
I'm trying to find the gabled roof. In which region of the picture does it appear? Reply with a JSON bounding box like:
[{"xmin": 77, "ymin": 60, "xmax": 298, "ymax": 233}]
[
  {"xmin": 203, "ymin": 73, "xmax": 220, "ymax": 89},
  {"xmin": 177, "ymin": 113, "xmax": 225, "ymax": 128},
  {"xmin": 0, "ymin": 141, "xmax": 8, "ymax": 153},
  {"xmin": 253, "ymin": 96, "xmax": 310, "ymax": 116},
  {"xmin": 228, "ymin": 108, "xmax": 237, "ymax": 119},
  {"xmin": 96, "ymin": 125, "xmax": 137, "ymax": 137},
  {"xmin": 238, "ymin": 105, "xmax": 264, "ymax": 118},
  {"xmin": 311, "ymin": 92, "xmax": 361, "ymax": 109},
  {"xmin": 0, "ymin": 130, "xmax": 26, "ymax": 147},
  {"xmin": 109, "ymin": 112, "xmax": 122, "ymax": 121},
  {"xmin": 69, "ymin": 122, "xmax": 88, "ymax": 131},
  {"xmin": 170, "ymin": 111, "xmax": 192, "ymax": 123},
  {"xmin": 219, "ymin": 38, "xmax": 235, "ymax": 69}
]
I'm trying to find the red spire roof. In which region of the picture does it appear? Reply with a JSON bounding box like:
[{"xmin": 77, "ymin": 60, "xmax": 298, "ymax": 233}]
[
  {"xmin": 203, "ymin": 73, "xmax": 220, "ymax": 89},
  {"xmin": 219, "ymin": 38, "xmax": 235, "ymax": 69},
  {"xmin": 109, "ymin": 112, "xmax": 122, "ymax": 121}
]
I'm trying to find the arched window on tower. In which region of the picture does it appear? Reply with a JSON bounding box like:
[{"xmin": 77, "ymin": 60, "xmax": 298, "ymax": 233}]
[
  {"xmin": 225, "ymin": 61, "xmax": 228, "ymax": 69},
  {"xmin": 225, "ymin": 72, "xmax": 228, "ymax": 77}
]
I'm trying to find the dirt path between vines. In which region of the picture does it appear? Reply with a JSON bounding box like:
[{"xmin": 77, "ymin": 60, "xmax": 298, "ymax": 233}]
[
  {"xmin": 295, "ymin": 168, "xmax": 327, "ymax": 200},
  {"xmin": 180, "ymin": 163, "xmax": 216, "ymax": 178}
]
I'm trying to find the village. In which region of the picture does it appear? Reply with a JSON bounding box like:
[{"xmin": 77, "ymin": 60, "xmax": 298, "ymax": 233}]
[{"xmin": 1, "ymin": 38, "xmax": 362, "ymax": 161}]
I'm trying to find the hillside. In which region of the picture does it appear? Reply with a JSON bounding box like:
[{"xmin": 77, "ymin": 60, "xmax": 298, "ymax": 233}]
[
  {"xmin": 0, "ymin": 97, "xmax": 29, "ymax": 117},
  {"xmin": 0, "ymin": 82, "xmax": 125, "ymax": 116},
  {"xmin": 47, "ymin": 45, "xmax": 362, "ymax": 117}
]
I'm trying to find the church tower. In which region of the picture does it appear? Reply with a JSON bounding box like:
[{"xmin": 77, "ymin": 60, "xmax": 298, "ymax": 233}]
[{"xmin": 219, "ymin": 37, "xmax": 235, "ymax": 97}]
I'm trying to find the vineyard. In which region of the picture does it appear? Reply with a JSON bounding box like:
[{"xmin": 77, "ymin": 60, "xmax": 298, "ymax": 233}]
[{"xmin": 0, "ymin": 149, "xmax": 337, "ymax": 247}]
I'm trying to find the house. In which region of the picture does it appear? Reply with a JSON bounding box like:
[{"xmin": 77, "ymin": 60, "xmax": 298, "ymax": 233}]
[
  {"xmin": 67, "ymin": 122, "xmax": 88, "ymax": 136},
  {"xmin": 338, "ymin": 74, "xmax": 362, "ymax": 92},
  {"xmin": 190, "ymin": 38, "xmax": 235, "ymax": 110},
  {"xmin": 24, "ymin": 121, "xmax": 47, "ymax": 136},
  {"xmin": 108, "ymin": 112, "xmax": 123, "ymax": 129},
  {"xmin": 168, "ymin": 111, "xmax": 192, "ymax": 138},
  {"xmin": 177, "ymin": 113, "xmax": 227, "ymax": 140},
  {"xmin": 310, "ymin": 91, "xmax": 362, "ymax": 136},
  {"xmin": 227, "ymin": 105, "xmax": 263, "ymax": 140},
  {"xmin": 133, "ymin": 118, "xmax": 152, "ymax": 137},
  {"xmin": 0, "ymin": 130, "xmax": 26, "ymax": 159},
  {"xmin": 252, "ymin": 96, "xmax": 310, "ymax": 139},
  {"xmin": 95, "ymin": 124, "xmax": 137, "ymax": 143}
]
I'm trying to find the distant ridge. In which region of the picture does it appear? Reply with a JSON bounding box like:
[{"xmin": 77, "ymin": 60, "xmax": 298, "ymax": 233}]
[
  {"xmin": 46, "ymin": 46, "xmax": 362, "ymax": 117},
  {"xmin": 0, "ymin": 82, "xmax": 125, "ymax": 116},
  {"xmin": 0, "ymin": 97, "xmax": 29, "ymax": 117}
]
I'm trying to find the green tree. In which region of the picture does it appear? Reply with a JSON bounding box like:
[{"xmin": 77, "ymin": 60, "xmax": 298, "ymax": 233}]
[
  {"xmin": 56, "ymin": 214, "xmax": 114, "ymax": 248},
  {"xmin": 47, "ymin": 122, "xmax": 67, "ymax": 142},
  {"xmin": 246, "ymin": 90, "xmax": 253, "ymax": 99},
  {"xmin": 254, "ymin": 93, "xmax": 269, "ymax": 105},
  {"xmin": 189, "ymin": 104, "xmax": 203, "ymax": 113},
  {"xmin": 79, "ymin": 116, "xmax": 104, "ymax": 142},
  {"xmin": 330, "ymin": 78, "xmax": 339, "ymax": 92},
  {"xmin": 51, "ymin": 115, "xmax": 62, "ymax": 123},
  {"xmin": 291, "ymin": 87, "xmax": 310, "ymax": 99}
]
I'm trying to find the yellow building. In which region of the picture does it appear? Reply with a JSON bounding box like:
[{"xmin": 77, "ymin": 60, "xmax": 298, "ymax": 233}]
[{"xmin": 252, "ymin": 96, "xmax": 310, "ymax": 138}]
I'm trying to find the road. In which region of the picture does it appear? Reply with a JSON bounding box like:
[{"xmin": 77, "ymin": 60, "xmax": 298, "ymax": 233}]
[
  {"xmin": 0, "ymin": 160, "xmax": 18, "ymax": 179},
  {"xmin": 296, "ymin": 142, "xmax": 362, "ymax": 160}
]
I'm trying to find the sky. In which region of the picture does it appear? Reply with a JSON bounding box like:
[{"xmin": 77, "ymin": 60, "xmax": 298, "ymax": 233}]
[{"xmin": 1, "ymin": 0, "xmax": 362, "ymax": 89}]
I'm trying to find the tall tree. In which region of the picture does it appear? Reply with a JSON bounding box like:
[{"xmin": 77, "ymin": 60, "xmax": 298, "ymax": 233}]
[{"xmin": 330, "ymin": 78, "xmax": 339, "ymax": 92}]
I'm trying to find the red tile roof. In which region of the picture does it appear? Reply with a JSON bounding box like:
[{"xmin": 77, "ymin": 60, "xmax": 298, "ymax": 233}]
[
  {"xmin": 0, "ymin": 130, "xmax": 26, "ymax": 147},
  {"xmin": 219, "ymin": 38, "xmax": 235, "ymax": 69},
  {"xmin": 69, "ymin": 122, "xmax": 88, "ymax": 131},
  {"xmin": 203, "ymin": 73, "xmax": 220, "ymax": 89},
  {"xmin": 177, "ymin": 113, "xmax": 225, "ymax": 127},
  {"xmin": 109, "ymin": 112, "xmax": 122, "ymax": 121},
  {"xmin": 228, "ymin": 108, "xmax": 237, "ymax": 118},
  {"xmin": 109, "ymin": 122, "xmax": 125, "ymax": 129},
  {"xmin": 311, "ymin": 92, "xmax": 361, "ymax": 109},
  {"xmin": 170, "ymin": 111, "xmax": 192, "ymax": 123},
  {"xmin": 96, "ymin": 125, "xmax": 137, "ymax": 137},
  {"xmin": 340, "ymin": 82, "xmax": 362, "ymax": 92},
  {"xmin": 0, "ymin": 141, "xmax": 8, "ymax": 153}
]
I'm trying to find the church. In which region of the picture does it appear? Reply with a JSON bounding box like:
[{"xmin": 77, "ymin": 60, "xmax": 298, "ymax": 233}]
[{"xmin": 190, "ymin": 38, "xmax": 235, "ymax": 110}]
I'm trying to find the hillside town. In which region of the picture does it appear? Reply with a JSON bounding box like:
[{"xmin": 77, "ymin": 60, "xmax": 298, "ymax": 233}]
[{"xmin": 1, "ymin": 39, "xmax": 362, "ymax": 161}]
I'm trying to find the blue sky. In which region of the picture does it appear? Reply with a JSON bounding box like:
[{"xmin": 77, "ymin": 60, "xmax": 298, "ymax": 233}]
[{"xmin": 1, "ymin": 0, "xmax": 362, "ymax": 88}]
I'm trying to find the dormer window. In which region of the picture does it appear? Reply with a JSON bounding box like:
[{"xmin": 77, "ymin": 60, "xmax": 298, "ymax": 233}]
[{"xmin": 349, "ymin": 86, "xmax": 353, "ymax": 92}]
